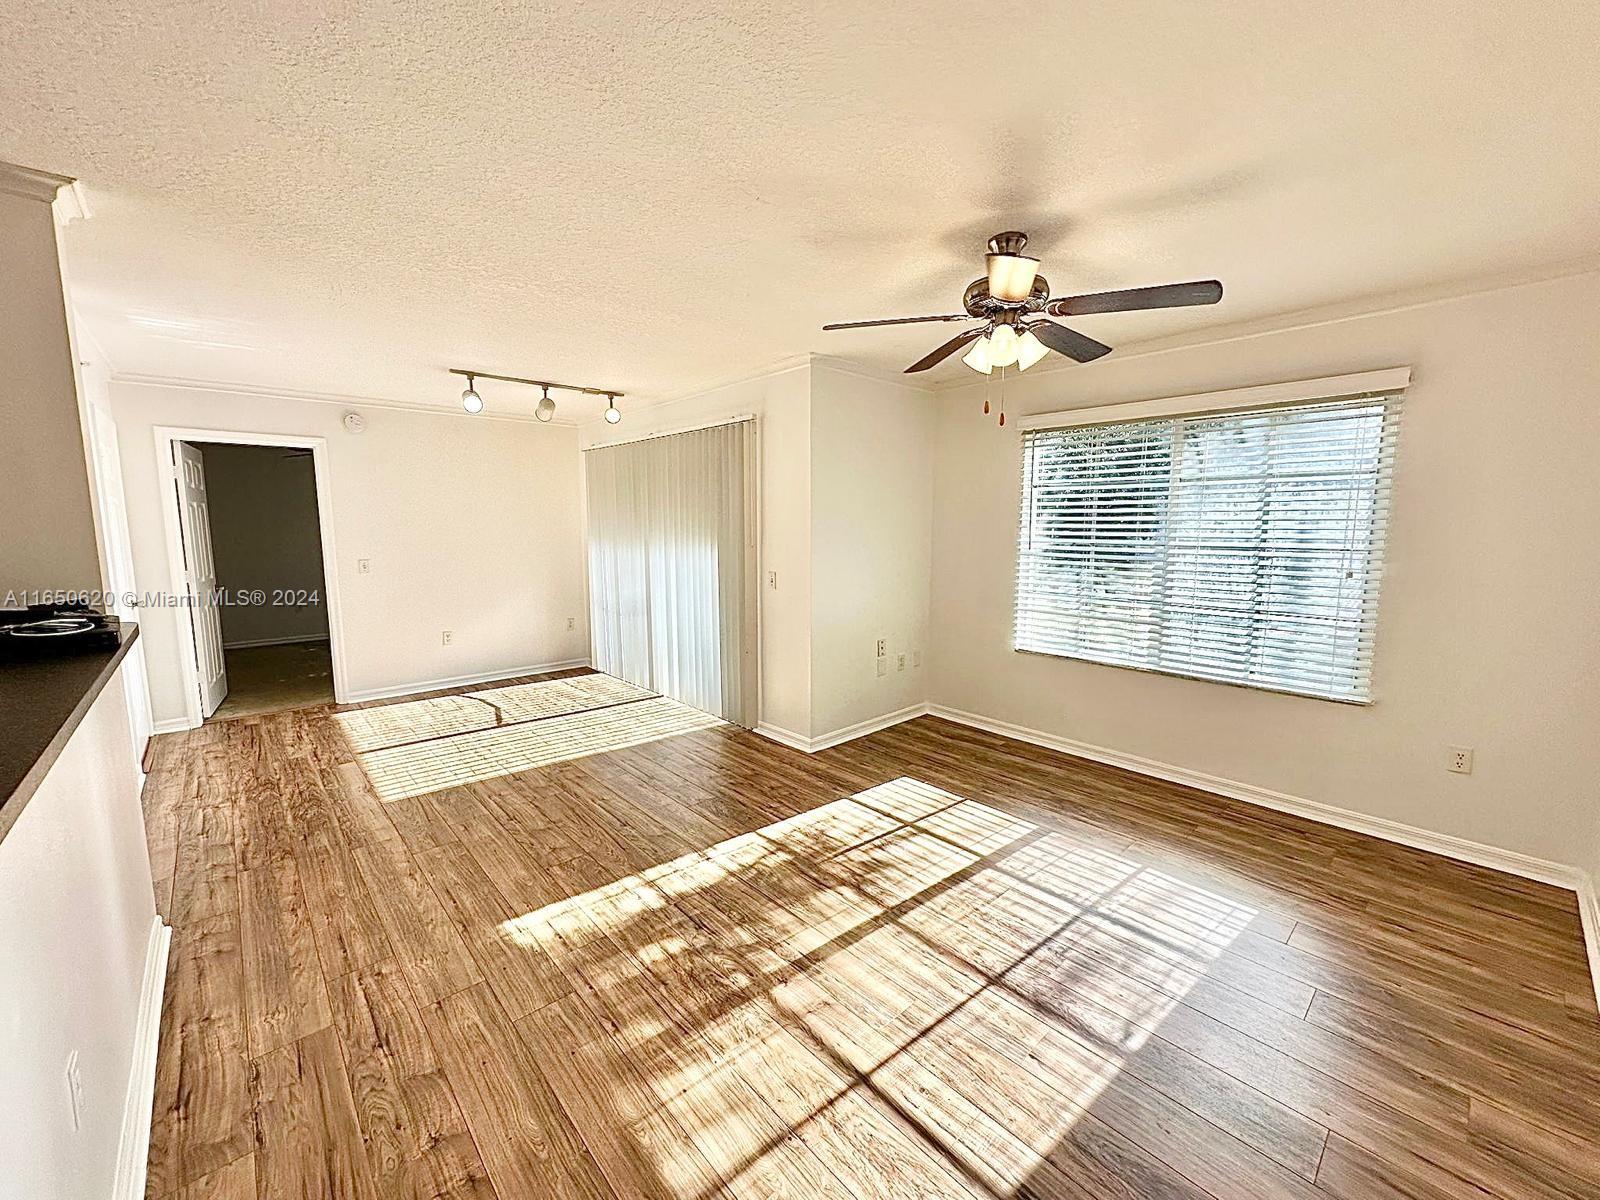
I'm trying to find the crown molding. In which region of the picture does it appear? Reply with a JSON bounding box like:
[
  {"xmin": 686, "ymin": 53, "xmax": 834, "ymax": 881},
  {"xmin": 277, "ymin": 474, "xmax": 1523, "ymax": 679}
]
[
  {"xmin": 0, "ymin": 160, "xmax": 75, "ymax": 203},
  {"xmin": 54, "ymin": 181, "xmax": 92, "ymax": 224},
  {"xmin": 109, "ymin": 372, "xmax": 581, "ymax": 426},
  {"xmin": 808, "ymin": 353, "xmax": 938, "ymax": 394},
  {"xmin": 918, "ymin": 254, "xmax": 1600, "ymax": 391},
  {"xmin": 643, "ymin": 355, "xmax": 814, "ymax": 409}
]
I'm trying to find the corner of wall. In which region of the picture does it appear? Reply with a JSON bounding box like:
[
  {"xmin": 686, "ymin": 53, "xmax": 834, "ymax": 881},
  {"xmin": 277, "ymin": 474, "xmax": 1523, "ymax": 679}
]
[{"xmin": 805, "ymin": 362, "xmax": 938, "ymax": 742}]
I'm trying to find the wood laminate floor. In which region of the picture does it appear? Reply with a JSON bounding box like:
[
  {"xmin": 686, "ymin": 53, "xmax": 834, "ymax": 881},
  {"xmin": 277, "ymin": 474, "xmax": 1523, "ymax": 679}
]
[{"xmin": 141, "ymin": 669, "xmax": 1600, "ymax": 1199}]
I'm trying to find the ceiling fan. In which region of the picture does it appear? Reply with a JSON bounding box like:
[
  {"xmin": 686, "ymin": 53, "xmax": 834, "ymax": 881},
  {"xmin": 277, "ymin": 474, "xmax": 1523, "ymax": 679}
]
[{"xmin": 822, "ymin": 231, "xmax": 1222, "ymax": 375}]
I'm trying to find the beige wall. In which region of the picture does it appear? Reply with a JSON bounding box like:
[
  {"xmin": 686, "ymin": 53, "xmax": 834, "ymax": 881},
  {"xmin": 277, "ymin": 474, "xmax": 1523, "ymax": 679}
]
[
  {"xmin": 198, "ymin": 442, "xmax": 330, "ymax": 647},
  {"xmin": 809, "ymin": 362, "xmax": 934, "ymax": 738},
  {"xmin": 113, "ymin": 383, "xmax": 589, "ymax": 724},
  {"xmin": 930, "ymin": 270, "xmax": 1600, "ymax": 876},
  {"xmin": 0, "ymin": 179, "xmax": 100, "ymax": 596},
  {"xmin": 579, "ymin": 360, "xmax": 937, "ymax": 743},
  {"xmin": 580, "ymin": 364, "xmax": 815, "ymax": 738}
]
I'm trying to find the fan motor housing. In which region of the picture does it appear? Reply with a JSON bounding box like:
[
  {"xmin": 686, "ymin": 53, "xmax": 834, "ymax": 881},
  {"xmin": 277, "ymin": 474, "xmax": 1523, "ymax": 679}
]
[{"xmin": 963, "ymin": 275, "xmax": 1051, "ymax": 318}]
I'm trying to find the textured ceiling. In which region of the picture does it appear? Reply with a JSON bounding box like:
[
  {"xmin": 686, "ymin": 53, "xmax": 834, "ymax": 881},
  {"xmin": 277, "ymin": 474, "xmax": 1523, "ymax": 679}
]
[{"xmin": 3, "ymin": 1, "xmax": 1598, "ymax": 420}]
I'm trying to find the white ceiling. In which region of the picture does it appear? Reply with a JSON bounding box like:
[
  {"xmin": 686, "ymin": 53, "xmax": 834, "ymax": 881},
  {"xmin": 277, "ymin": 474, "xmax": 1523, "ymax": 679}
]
[{"xmin": 3, "ymin": 1, "xmax": 1598, "ymax": 421}]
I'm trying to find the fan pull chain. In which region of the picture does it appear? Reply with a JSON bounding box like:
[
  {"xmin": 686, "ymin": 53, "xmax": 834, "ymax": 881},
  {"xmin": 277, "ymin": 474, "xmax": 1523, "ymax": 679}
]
[{"xmin": 998, "ymin": 366, "xmax": 1007, "ymax": 426}]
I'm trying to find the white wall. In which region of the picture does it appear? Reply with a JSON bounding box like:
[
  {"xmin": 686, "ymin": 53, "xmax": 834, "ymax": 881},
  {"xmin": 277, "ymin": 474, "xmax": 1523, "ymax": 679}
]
[
  {"xmin": 580, "ymin": 364, "xmax": 814, "ymax": 737},
  {"xmin": 113, "ymin": 383, "xmax": 589, "ymax": 725},
  {"xmin": 930, "ymin": 271, "xmax": 1600, "ymax": 876},
  {"xmin": 0, "ymin": 669, "xmax": 157, "ymax": 1200},
  {"xmin": 809, "ymin": 362, "xmax": 934, "ymax": 738},
  {"xmin": 72, "ymin": 322, "xmax": 155, "ymax": 760},
  {"xmin": 198, "ymin": 442, "xmax": 329, "ymax": 647},
  {"xmin": 0, "ymin": 177, "xmax": 101, "ymax": 594}
]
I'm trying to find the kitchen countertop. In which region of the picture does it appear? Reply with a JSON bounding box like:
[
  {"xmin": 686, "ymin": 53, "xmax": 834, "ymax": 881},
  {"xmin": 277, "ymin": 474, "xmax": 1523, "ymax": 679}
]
[{"xmin": 0, "ymin": 624, "xmax": 140, "ymax": 846}]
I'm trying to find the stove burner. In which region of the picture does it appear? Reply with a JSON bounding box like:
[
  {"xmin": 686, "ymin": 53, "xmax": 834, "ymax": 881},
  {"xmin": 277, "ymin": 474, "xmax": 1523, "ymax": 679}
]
[{"xmin": 6, "ymin": 617, "xmax": 99, "ymax": 638}]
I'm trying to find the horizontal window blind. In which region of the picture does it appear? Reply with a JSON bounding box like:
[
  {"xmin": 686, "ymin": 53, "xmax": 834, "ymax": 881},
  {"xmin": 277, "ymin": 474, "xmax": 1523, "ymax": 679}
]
[{"xmin": 1014, "ymin": 391, "xmax": 1403, "ymax": 703}]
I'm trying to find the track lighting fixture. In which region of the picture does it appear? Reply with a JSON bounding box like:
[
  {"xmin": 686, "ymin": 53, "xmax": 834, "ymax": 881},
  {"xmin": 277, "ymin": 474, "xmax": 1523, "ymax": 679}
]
[{"xmin": 447, "ymin": 368, "xmax": 624, "ymax": 423}]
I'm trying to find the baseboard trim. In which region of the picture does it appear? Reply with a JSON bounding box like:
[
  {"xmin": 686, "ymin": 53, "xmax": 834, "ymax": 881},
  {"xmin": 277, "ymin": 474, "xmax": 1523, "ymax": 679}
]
[
  {"xmin": 926, "ymin": 702, "xmax": 1599, "ymax": 1004},
  {"xmin": 756, "ymin": 703, "xmax": 929, "ymax": 754},
  {"xmin": 1579, "ymin": 875, "xmax": 1600, "ymax": 1013},
  {"xmin": 928, "ymin": 704, "xmax": 1582, "ymax": 887},
  {"xmin": 810, "ymin": 703, "xmax": 930, "ymax": 752},
  {"xmin": 150, "ymin": 717, "xmax": 192, "ymax": 736},
  {"xmin": 113, "ymin": 916, "xmax": 172, "ymax": 1200},
  {"xmin": 222, "ymin": 634, "xmax": 330, "ymax": 649},
  {"xmin": 343, "ymin": 658, "xmax": 592, "ymax": 704},
  {"xmin": 754, "ymin": 722, "xmax": 813, "ymax": 752}
]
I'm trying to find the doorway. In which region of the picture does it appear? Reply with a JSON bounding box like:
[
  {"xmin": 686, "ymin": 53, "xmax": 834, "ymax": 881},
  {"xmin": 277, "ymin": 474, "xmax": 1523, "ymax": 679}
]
[{"xmin": 157, "ymin": 428, "xmax": 349, "ymax": 726}]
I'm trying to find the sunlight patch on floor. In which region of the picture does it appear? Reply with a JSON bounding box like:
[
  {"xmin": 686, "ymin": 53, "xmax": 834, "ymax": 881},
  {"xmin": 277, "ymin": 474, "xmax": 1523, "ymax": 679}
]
[
  {"xmin": 344, "ymin": 689, "xmax": 721, "ymax": 800},
  {"xmin": 335, "ymin": 672, "xmax": 657, "ymax": 752},
  {"xmin": 496, "ymin": 775, "xmax": 1258, "ymax": 1197}
]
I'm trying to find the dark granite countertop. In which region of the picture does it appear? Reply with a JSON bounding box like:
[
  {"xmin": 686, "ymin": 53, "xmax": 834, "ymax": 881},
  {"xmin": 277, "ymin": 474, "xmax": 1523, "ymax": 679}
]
[{"xmin": 0, "ymin": 623, "xmax": 140, "ymax": 845}]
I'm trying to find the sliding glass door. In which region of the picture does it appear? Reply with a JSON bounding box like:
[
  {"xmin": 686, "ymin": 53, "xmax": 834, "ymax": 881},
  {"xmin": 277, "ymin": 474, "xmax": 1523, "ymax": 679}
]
[{"xmin": 583, "ymin": 419, "xmax": 757, "ymax": 726}]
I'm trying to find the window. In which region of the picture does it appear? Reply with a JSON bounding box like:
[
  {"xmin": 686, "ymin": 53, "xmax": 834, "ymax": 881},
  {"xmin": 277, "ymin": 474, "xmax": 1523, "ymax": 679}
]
[{"xmin": 1014, "ymin": 383, "xmax": 1403, "ymax": 703}]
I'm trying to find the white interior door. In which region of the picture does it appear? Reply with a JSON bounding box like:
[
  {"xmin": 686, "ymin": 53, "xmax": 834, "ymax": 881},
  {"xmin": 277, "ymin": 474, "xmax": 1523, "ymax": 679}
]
[{"xmin": 175, "ymin": 442, "xmax": 228, "ymax": 718}]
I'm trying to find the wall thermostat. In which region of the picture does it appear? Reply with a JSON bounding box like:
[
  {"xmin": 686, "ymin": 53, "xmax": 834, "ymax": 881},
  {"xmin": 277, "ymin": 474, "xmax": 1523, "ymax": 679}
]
[{"xmin": 342, "ymin": 411, "xmax": 367, "ymax": 434}]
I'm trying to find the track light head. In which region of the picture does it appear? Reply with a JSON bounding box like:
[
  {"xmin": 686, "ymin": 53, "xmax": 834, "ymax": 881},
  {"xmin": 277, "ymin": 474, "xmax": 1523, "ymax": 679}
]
[{"xmin": 449, "ymin": 368, "xmax": 621, "ymax": 422}]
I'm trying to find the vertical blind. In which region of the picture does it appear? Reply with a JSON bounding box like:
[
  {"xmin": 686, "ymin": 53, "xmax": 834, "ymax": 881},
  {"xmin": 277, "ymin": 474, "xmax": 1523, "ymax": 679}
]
[
  {"xmin": 584, "ymin": 419, "xmax": 757, "ymax": 725},
  {"xmin": 1014, "ymin": 391, "xmax": 1403, "ymax": 702}
]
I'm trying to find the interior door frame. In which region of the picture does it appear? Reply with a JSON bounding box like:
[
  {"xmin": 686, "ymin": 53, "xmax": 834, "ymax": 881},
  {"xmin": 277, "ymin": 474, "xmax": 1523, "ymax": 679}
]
[{"xmin": 153, "ymin": 426, "xmax": 352, "ymax": 729}]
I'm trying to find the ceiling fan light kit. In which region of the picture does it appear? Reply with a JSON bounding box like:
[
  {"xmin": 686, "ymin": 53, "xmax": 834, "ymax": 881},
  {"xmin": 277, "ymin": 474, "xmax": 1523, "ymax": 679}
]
[
  {"xmin": 985, "ymin": 231, "xmax": 1041, "ymax": 303},
  {"xmin": 986, "ymin": 322, "xmax": 1021, "ymax": 367},
  {"xmin": 822, "ymin": 230, "xmax": 1224, "ymax": 421},
  {"xmin": 447, "ymin": 368, "xmax": 623, "ymax": 424},
  {"xmin": 962, "ymin": 337, "xmax": 992, "ymax": 375},
  {"xmin": 1015, "ymin": 327, "xmax": 1049, "ymax": 370}
]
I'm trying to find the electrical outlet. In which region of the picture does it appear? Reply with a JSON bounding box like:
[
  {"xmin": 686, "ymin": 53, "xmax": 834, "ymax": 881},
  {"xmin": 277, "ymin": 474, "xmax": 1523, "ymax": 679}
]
[
  {"xmin": 896, "ymin": 653, "xmax": 906, "ymax": 672},
  {"xmin": 357, "ymin": 558, "xmax": 371, "ymax": 575},
  {"xmin": 768, "ymin": 571, "xmax": 778, "ymax": 590},
  {"xmin": 441, "ymin": 630, "xmax": 453, "ymax": 646},
  {"xmin": 566, "ymin": 617, "xmax": 575, "ymax": 630},
  {"xmin": 876, "ymin": 656, "xmax": 888, "ymax": 678},
  {"xmin": 875, "ymin": 638, "xmax": 886, "ymax": 657},
  {"xmin": 1447, "ymin": 746, "xmax": 1474, "ymax": 775},
  {"xmin": 65, "ymin": 1051, "xmax": 83, "ymax": 1132}
]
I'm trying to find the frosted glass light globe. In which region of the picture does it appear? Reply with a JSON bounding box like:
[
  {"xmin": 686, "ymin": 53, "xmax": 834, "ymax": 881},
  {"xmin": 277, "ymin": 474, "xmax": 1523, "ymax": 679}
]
[
  {"xmin": 1015, "ymin": 328, "xmax": 1049, "ymax": 371},
  {"xmin": 987, "ymin": 324, "xmax": 1021, "ymax": 368}
]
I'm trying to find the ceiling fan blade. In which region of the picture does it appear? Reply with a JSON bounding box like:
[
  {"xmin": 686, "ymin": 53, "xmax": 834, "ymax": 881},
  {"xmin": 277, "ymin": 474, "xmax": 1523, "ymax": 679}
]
[
  {"xmin": 1046, "ymin": 280, "xmax": 1222, "ymax": 317},
  {"xmin": 1029, "ymin": 319, "xmax": 1113, "ymax": 363},
  {"xmin": 904, "ymin": 327, "xmax": 985, "ymax": 373},
  {"xmin": 823, "ymin": 314, "xmax": 968, "ymax": 331}
]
